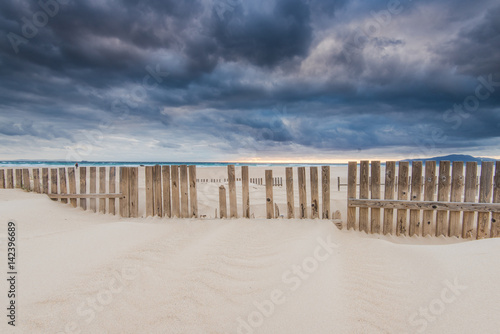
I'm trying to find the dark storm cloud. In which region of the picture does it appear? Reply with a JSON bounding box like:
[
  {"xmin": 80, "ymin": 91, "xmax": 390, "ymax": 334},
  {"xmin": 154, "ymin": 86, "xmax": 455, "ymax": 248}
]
[{"xmin": 0, "ymin": 0, "xmax": 499, "ymax": 159}]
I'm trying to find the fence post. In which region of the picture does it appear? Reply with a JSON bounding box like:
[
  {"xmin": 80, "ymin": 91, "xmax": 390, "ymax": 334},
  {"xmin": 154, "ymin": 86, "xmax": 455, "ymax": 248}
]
[
  {"xmin": 476, "ymin": 162, "xmax": 494, "ymax": 239},
  {"xmin": 228, "ymin": 165, "xmax": 237, "ymax": 218},
  {"xmin": 189, "ymin": 165, "xmax": 198, "ymax": 218},
  {"xmin": 286, "ymin": 167, "xmax": 294, "ymax": 219},
  {"xmin": 491, "ymin": 161, "xmax": 500, "ymax": 238},
  {"xmin": 219, "ymin": 185, "xmax": 227, "ymax": 218},
  {"xmin": 119, "ymin": 167, "xmax": 130, "ymax": 217},
  {"xmin": 266, "ymin": 170, "xmax": 274, "ymax": 219},
  {"xmin": 67, "ymin": 167, "xmax": 77, "ymax": 208},
  {"xmin": 371, "ymin": 161, "xmax": 381, "ymax": 234},
  {"xmin": 436, "ymin": 161, "xmax": 451, "ymax": 237},
  {"xmin": 242, "ymin": 166, "xmax": 250, "ymax": 218},
  {"xmin": 50, "ymin": 168, "xmax": 58, "ymax": 201},
  {"xmin": 448, "ymin": 162, "xmax": 464, "ymax": 237},
  {"xmin": 310, "ymin": 167, "xmax": 319, "ymax": 219},
  {"xmin": 322, "ymin": 166, "xmax": 330, "ymax": 219},
  {"xmin": 347, "ymin": 162, "xmax": 357, "ymax": 230},
  {"xmin": 41, "ymin": 168, "xmax": 48, "ymax": 193},
  {"xmin": 180, "ymin": 165, "xmax": 189, "ymax": 218},
  {"xmin": 7, "ymin": 169, "xmax": 13, "ymax": 189},
  {"xmin": 298, "ymin": 167, "xmax": 307, "ymax": 219},
  {"xmin": 162, "ymin": 166, "xmax": 171, "ymax": 218},
  {"xmin": 22, "ymin": 169, "xmax": 30, "ymax": 191},
  {"xmin": 171, "ymin": 165, "xmax": 180, "ymax": 218},
  {"xmin": 396, "ymin": 161, "xmax": 409, "ymax": 236},
  {"xmin": 462, "ymin": 162, "xmax": 477, "ymax": 238},
  {"xmin": 422, "ymin": 161, "xmax": 436, "ymax": 236},
  {"xmin": 383, "ymin": 161, "xmax": 396, "ymax": 235},
  {"xmin": 80, "ymin": 167, "xmax": 87, "ymax": 209},
  {"xmin": 145, "ymin": 166, "xmax": 154, "ymax": 217},
  {"xmin": 109, "ymin": 167, "xmax": 116, "ymax": 215},
  {"xmin": 98, "ymin": 167, "xmax": 106, "ymax": 213},
  {"xmin": 409, "ymin": 161, "xmax": 423, "ymax": 236},
  {"xmin": 359, "ymin": 161, "xmax": 369, "ymax": 232},
  {"xmin": 0, "ymin": 169, "xmax": 4, "ymax": 189},
  {"xmin": 15, "ymin": 169, "xmax": 22, "ymax": 188},
  {"xmin": 89, "ymin": 167, "xmax": 97, "ymax": 213},
  {"xmin": 33, "ymin": 169, "xmax": 40, "ymax": 193},
  {"xmin": 154, "ymin": 165, "xmax": 162, "ymax": 217},
  {"xmin": 129, "ymin": 167, "xmax": 139, "ymax": 218}
]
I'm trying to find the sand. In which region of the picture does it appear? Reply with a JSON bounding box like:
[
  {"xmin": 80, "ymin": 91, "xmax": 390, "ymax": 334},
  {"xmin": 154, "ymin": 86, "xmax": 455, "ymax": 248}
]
[{"xmin": 0, "ymin": 166, "xmax": 499, "ymax": 333}]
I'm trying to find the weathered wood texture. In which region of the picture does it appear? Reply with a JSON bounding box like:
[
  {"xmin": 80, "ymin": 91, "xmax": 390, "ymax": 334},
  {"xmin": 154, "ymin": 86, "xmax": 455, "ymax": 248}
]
[
  {"xmin": 162, "ymin": 166, "xmax": 171, "ymax": 218},
  {"xmin": 358, "ymin": 161, "xmax": 369, "ymax": 232},
  {"xmin": 265, "ymin": 170, "xmax": 274, "ymax": 219},
  {"xmin": 58, "ymin": 168, "xmax": 67, "ymax": 203},
  {"xmin": 129, "ymin": 167, "xmax": 139, "ymax": 218},
  {"xmin": 15, "ymin": 169, "xmax": 22, "ymax": 189},
  {"xmin": 370, "ymin": 161, "xmax": 381, "ymax": 234},
  {"xmin": 171, "ymin": 165, "xmax": 180, "ymax": 218},
  {"xmin": 422, "ymin": 161, "xmax": 436, "ymax": 236},
  {"xmin": 180, "ymin": 165, "xmax": 189, "ymax": 218},
  {"xmin": 33, "ymin": 169, "xmax": 40, "ymax": 193},
  {"xmin": 145, "ymin": 166, "xmax": 154, "ymax": 217},
  {"xmin": 491, "ymin": 162, "xmax": 500, "ymax": 238},
  {"xmin": 347, "ymin": 162, "xmax": 357, "ymax": 230},
  {"xmin": 219, "ymin": 185, "xmax": 227, "ymax": 218},
  {"xmin": 286, "ymin": 167, "xmax": 294, "ymax": 219},
  {"xmin": 298, "ymin": 167, "xmax": 307, "ymax": 219},
  {"xmin": 50, "ymin": 168, "xmax": 58, "ymax": 201},
  {"xmin": 154, "ymin": 165, "xmax": 163, "ymax": 217},
  {"xmin": 6, "ymin": 169, "xmax": 14, "ymax": 189},
  {"xmin": 448, "ymin": 162, "xmax": 464, "ymax": 237},
  {"xmin": 409, "ymin": 161, "xmax": 422, "ymax": 236},
  {"xmin": 0, "ymin": 169, "xmax": 5, "ymax": 189},
  {"xmin": 119, "ymin": 167, "xmax": 129, "ymax": 217},
  {"xmin": 89, "ymin": 167, "xmax": 97, "ymax": 213},
  {"xmin": 310, "ymin": 167, "xmax": 319, "ymax": 219},
  {"xmin": 383, "ymin": 161, "xmax": 396, "ymax": 235},
  {"xmin": 41, "ymin": 168, "xmax": 48, "ymax": 193},
  {"xmin": 462, "ymin": 162, "xmax": 477, "ymax": 238},
  {"xmin": 80, "ymin": 167, "xmax": 87, "ymax": 209},
  {"xmin": 396, "ymin": 162, "xmax": 409, "ymax": 236},
  {"xmin": 189, "ymin": 165, "xmax": 198, "ymax": 218},
  {"xmin": 22, "ymin": 169, "xmax": 30, "ymax": 191},
  {"xmin": 477, "ymin": 162, "xmax": 494, "ymax": 239},
  {"xmin": 242, "ymin": 166, "xmax": 250, "ymax": 218},
  {"xmin": 322, "ymin": 166, "xmax": 330, "ymax": 219},
  {"xmin": 436, "ymin": 161, "xmax": 451, "ymax": 237},
  {"xmin": 228, "ymin": 165, "xmax": 237, "ymax": 218},
  {"xmin": 109, "ymin": 167, "xmax": 116, "ymax": 215},
  {"xmin": 99, "ymin": 167, "xmax": 106, "ymax": 213}
]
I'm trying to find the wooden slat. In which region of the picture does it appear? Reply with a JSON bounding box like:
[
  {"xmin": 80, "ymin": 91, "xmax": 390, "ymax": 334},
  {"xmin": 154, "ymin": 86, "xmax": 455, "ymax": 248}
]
[
  {"xmin": 310, "ymin": 167, "xmax": 319, "ymax": 219},
  {"xmin": 476, "ymin": 161, "xmax": 494, "ymax": 239},
  {"xmin": 180, "ymin": 165, "xmax": 189, "ymax": 218},
  {"xmin": 462, "ymin": 162, "xmax": 477, "ymax": 238},
  {"xmin": 298, "ymin": 167, "xmax": 307, "ymax": 219},
  {"xmin": 154, "ymin": 165, "xmax": 163, "ymax": 217},
  {"xmin": 286, "ymin": 167, "xmax": 294, "ymax": 219},
  {"xmin": 171, "ymin": 165, "xmax": 180, "ymax": 218},
  {"xmin": 22, "ymin": 169, "xmax": 30, "ymax": 191},
  {"xmin": 448, "ymin": 162, "xmax": 464, "ymax": 237},
  {"xmin": 109, "ymin": 167, "xmax": 116, "ymax": 215},
  {"xmin": 409, "ymin": 161, "xmax": 423, "ymax": 236},
  {"xmin": 15, "ymin": 169, "xmax": 22, "ymax": 188},
  {"xmin": 119, "ymin": 167, "xmax": 129, "ymax": 217},
  {"xmin": 50, "ymin": 168, "xmax": 58, "ymax": 201},
  {"xmin": 347, "ymin": 162, "xmax": 357, "ymax": 230},
  {"xmin": 349, "ymin": 199, "xmax": 500, "ymax": 212},
  {"xmin": 491, "ymin": 161, "xmax": 500, "ymax": 238},
  {"xmin": 58, "ymin": 168, "xmax": 68, "ymax": 204},
  {"xmin": 0, "ymin": 169, "xmax": 4, "ymax": 189},
  {"xmin": 80, "ymin": 167, "xmax": 87, "ymax": 209},
  {"xmin": 422, "ymin": 161, "xmax": 436, "ymax": 236},
  {"xmin": 6, "ymin": 169, "xmax": 14, "ymax": 189},
  {"xmin": 396, "ymin": 162, "xmax": 409, "ymax": 236},
  {"xmin": 32, "ymin": 169, "xmax": 40, "ymax": 193},
  {"xmin": 189, "ymin": 165, "xmax": 198, "ymax": 218},
  {"xmin": 370, "ymin": 161, "xmax": 381, "ymax": 234},
  {"xmin": 436, "ymin": 161, "xmax": 451, "ymax": 237},
  {"xmin": 219, "ymin": 185, "xmax": 227, "ymax": 218},
  {"xmin": 162, "ymin": 166, "xmax": 171, "ymax": 218},
  {"xmin": 242, "ymin": 166, "xmax": 250, "ymax": 218},
  {"xmin": 383, "ymin": 161, "xmax": 396, "ymax": 235},
  {"xmin": 99, "ymin": 167, "xmax": 106, "ymax": 213},
  {"xmin": 41, "ymin": 168, "xmax": 48, "ymax": 193},
  {"xmin": 145, "ymin": 166, "xmax": 154, "ymax": 217},
  {"xmin": 227, "ymin": 165, "xmax": 237, "ymax": 218},
  {"xmin": 129, "ymin": 167, "xmax": 139, "ymax": 218},
  {"xmin": 266, "ymin": 170, "xmax": 274, "ymax": 219},
  {"xmin": 67, "ymin": 167, "xmax": 77, "ymax": 207},
  {"xmin": 48, "ymin": 193, "xmax": 125, "ymax": 199},
  {"xmin": 321, "ymin": 166, "xmax": 331, "ymax": 219},
  {"xmin": 89, "ymin": 167, "xmax": 97, "ymax": 213},
  {"xmin": 359, "ymin": 161, "xmax": 369, "ymax": 232}
]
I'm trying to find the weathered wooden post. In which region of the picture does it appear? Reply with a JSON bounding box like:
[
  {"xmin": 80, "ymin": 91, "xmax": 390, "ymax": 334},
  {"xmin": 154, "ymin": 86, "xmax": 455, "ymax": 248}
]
[
  {"xmin": 0, "ymin": 169, "xmax": 4, "ymax": 189},
  {"xmin": 286, "ymin": 167, "xmax": 294, "ymax": 219},
  {"xmin": 109, "ymin": 167, "xmax": 116, "ymax": 215},
  {"xmin": 189, "ymin": 165, "xmax": 198, "ymax": 218},
  {"xmin": 171, "ymin": 165, "xmax": 180, "ymax": 218},
  {"xmin": 298, "ymin": 167, "xmax": 307, "ymax": 219},
  {"xmin": 119, "ymin": 167, "xmax": 130, "ymax": 217},
  {"xmin": 58, "ymin": 168, "xmax": 68, "ymax": 204},
  {"xmin": 408, "ymin": 161, "xmax": 423, "ymax": 236},
  {"xmin": 154, "ymin": 165, "xmax": 162, "ymax": 217},
  {"xmin": 359, "ymin": 161, "xmax": 369, "ymax": 232},
  {"xmin": 80, "ymin": 167, "xmax": 87, "ymax": 209},
  {"xmin": 422, "ymin": 161, "xmax": 436, "ymax": 236},
  {"xmin": 15, "ymin": 169, "xmax": 22, "ymax": 188},
  {"xmin": 180, "ymin": 165, "xmax": 189, "ymax": 218},
  {"xmin": 370, "ymin": 161, "xmax": 381, "ymax": 234},
  {"xmin": 228, "ymin": 165, "xmax": 237, "ymax": 218},
  {"xmin": 145, "ymin": 166, "xmax": 154, "ymax": 217},
  {"xmin": 322, "ymin": 166, "xmax": 330, "ymax": 219},
  {"xmin": 129, "ymin": 167, "xmax": 139, "ymax": 218},
  {"xmin": 162, "ymin": 166, "xmax": 171, "ymax": 218},
  {"xmin": 396, "ymin": 161, "xmax": 409, "ymax": 236},
  {"xmin": 383, "ymin": 161, "xmax": 396, "ymax": 235},
  {"xmin": 242, "ymin": 166, "xmax": 250, "ymax": 218},
  {"xmin": 347, "ymin": 162, "xmax": 357, "ymax": 230},
  {"xmin": 266, "ymin": 170, "xmax": 274, "ymax": 219},
  {"xmin": 462, "ymin": 162, "xmax": 477, "ymax": 238},
  {"xmin": 41, "ymin": 168, "xmax": 48, "ymax": 193},
  {"xmin": 310, "ymin": 167, "xmax": 319, "ymax": 219},
  {"xmin": 99, "ymin": 167, "xmax": 106, "ymax": 213},
  {"xmin": 6, "ymin": 169, "xmax": 14, "ymax": 189},
  {"xmin": 33, "ymin": 169, "xmax": 40, "ymax": 193},
  {"xmin": 219, "ymin": 185, "xmax": 227, "ymax": 219},
  {"xmin": 67, "ymin": 167, "xmax": 77, "ymax": 208},
  {"xmin": 476, "ymin": 162, "xmax": 494, "ymax": 239},
  {"xmin": 22, "ymin": 169, "xmax": 30, "ymax": 191},
  {"xmin": 435, "ymin": 161, "xmax": 450, "ymax": 237},
  {"xmin": 490, "ymin": 162, "xmax": 500, "ymax": 238},
  {"xmin": 89, "ymin": 167, "xmax": 97, "ymax": 213},
  {"xmin": 448, "ymin": 162, "xmax": 464, "ymax": 237}
]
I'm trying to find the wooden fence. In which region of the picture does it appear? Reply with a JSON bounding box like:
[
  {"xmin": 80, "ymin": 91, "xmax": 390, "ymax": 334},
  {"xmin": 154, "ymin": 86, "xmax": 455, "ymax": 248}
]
[{"xmin": 347, "ymin": 161, "xmax": 500, "ymax": 239}]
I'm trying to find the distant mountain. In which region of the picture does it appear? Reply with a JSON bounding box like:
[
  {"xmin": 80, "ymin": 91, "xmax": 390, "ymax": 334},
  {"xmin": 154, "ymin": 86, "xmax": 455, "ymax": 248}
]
[{"xmin": 404, "ymin": 154, "xmax": 496, "ymax": 163}]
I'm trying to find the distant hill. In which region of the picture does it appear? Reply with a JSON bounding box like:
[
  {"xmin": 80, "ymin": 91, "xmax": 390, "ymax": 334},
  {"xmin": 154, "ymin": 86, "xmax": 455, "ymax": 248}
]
[{"xmin": 404, "ymin": 154, "xmax": 496, "ymax": 163}]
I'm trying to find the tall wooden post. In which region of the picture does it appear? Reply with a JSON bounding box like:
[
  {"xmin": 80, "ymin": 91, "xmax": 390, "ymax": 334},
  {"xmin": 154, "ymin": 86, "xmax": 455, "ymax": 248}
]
[
  {"xmin": 242, "ymin": 166, "xmax": 250, "ymax": 218},
  {"xmin": 266, "ymin": 170, "xmax": 274, "ymax": 219}
]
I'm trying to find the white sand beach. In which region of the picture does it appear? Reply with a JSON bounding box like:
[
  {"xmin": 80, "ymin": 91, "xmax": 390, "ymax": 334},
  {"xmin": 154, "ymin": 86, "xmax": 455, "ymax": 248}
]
[{"xmin": 0, "ymin": 166, "xmax": 499, "ymax": 333}]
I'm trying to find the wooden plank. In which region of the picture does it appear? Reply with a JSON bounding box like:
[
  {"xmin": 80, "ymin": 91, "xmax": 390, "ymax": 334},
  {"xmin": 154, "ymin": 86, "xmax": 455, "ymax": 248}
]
[
  {"xmin": 310, "ymin": 167, "xmax": 319, "ymax": 219},
  {"xmin": 383, "ymin": 161, "xmax": 396, "ymax": 235},
  {"xmin": 0, "ymin": 169, "xmax": 4, "ymax": 189},
  {"xmin": 409, "ymin": 161, "xmax": 423, "ymax": 236},
  {"xmin": 448, "ymin": 162, "xmax": 464, "ymax": 237},
  {"xmin": 50, "ymin": 168, "xmax": 58, "ymax": 201},
  {"xmin": 154, "ymin": 165, "xmax": 163, "ymax": 217},
  {"xmin": 476, "ymin": 161, "xmax": 494, "ymax": 239},
  {"xmin": 15, "ymin": 169, "xmax": 22, "ymax": 188},
  {"xmin": 98, "ymin": 167, "xmax": 106, "ymax": 213},
  {"xmin": 162, "ymin": 166, "xmax": 171, "ymax": 218},
  {"xmin": 359, "ymin": 161, "xmax": 369, "ymax": 232},
  {"xmin": 189, "ymin": 165, "xmax": 198, "ymax": 218},
  {"xmin": 396, "ymin": 162, "xmax": 409, "ymax": 236},
  {"xmin": 349, "ymin": 199, "xmax": 500, "ymax": 212},
  {"xmin": 58, "ymin": 167, "xmax": 68, "ymax": 204},
  {"xmin": 48, "ymin": 194, "xmax": 125, "ymax": 199},
  {"xmin": 435, "ymin": 161, "xmax": 451, "ymax": 237},
  {"xmin": 491, "ymin": 161, "xmax": 500, "ymax": 238},
  {"xmin": 80, "ymin": 167, "xmax": 87, "ymax": 210},
  {"xmin": 286, "ymin": 167, "xmax": 294, "ymax": 219},
  {"xmin": 41, "ymin": 168, "xmax": 48, "ymax": 193},
  {"xmin": 370, "ymin": 161, "xmax": 381, "ymax": 234},
  {"xmin": 145, "ymin": 166, "xmax": 154, "ymax": 217},
  {"xmin": 219, "ymin": 185, "xmax": 227, "ymax": 218},
  {"xmin": 119, "ymin": 167, "xmax": 130, "ymax": 217},
  {"xmin": 67, "ymin": 167, "xmax": 77, "ymax": 207},
  {"xmin": 322, "ymin": 166, "xmax": 330, "ymax": 219},
  {"xmin": 298, "ymin": 167, "xmax": 307, "ymax": 219},
  {"xmin": 22, "ymin": 169, "xmax": 30, "ymax": 191},
  {"xmin": 347, "ymin": 162, "xmax": 357, "ymax": 230},
  {"xmin": 180, "ymin": 165, "xmax": 189, "ymax": 218},
  {"xmin": 6, "ymin": 169, "xmax": 14, "ymax": 189},
  {"xmin": 129, "ymin": 167, "xmax": 139, "ymax": 218},
  {"xmin": 32, "ymin": 169, "xmax": 40, "ymax": 193},
  {"xmin": 89, "ymin": 167, "xmax": 97, "ymax": 213},
  {"xmin": 228, "ymin": 165, "xmax": 237, "ymax": 218},
  {"xmin": 265, "ymin": 170, "xmax": 274, "ymax": 219},
  {"xmin": 171, "ymin": 165, "xmax": 180, "ymax": 218},
  {"xmin": 109, "ymin": 167, "xmax": 116, "ymax": 215},
  {"xmin": 242, "ymin": 166, "xmax": 250, "ymax": 218},
  {"xmin": 462, "ymin": 162, "xmax": 478, "ymax": 238},
  {"xmin": 422, "ymin": 161, "xmax": 436, "ymax": 236}
]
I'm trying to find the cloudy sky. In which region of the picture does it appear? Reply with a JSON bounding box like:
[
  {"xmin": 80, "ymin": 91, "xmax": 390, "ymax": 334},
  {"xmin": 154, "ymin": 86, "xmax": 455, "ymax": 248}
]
[{"xmin": 0, "ymin": 0, "xmax": 499, "ymax": 162}]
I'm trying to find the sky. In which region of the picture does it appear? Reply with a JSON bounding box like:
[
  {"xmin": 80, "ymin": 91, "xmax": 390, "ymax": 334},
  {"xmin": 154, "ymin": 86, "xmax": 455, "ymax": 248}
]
[{"xmin": 0, "ymin": 0, "xmax": 499, "ymax": 162}]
